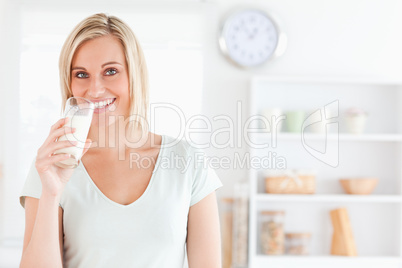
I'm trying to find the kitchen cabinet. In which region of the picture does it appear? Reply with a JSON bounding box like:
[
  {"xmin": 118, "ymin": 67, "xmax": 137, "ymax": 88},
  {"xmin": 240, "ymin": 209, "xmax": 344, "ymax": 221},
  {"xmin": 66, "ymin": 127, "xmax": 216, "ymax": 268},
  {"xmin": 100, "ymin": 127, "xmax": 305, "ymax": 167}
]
[{"xmin": 248, "ymin": 76, "xmax": 402, "ymax": 268}]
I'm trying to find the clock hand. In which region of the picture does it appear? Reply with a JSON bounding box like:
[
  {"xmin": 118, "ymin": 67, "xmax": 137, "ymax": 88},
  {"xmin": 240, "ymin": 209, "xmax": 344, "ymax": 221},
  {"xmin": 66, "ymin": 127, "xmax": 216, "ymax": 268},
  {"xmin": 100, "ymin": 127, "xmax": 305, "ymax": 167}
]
[
  {"xmin": 244, "ymin": 26, "xmax": 259, "ymax": 40},
  {"xmin": 241, "ymin": 23, "xmax": 251, "ymax": 36},
  {"xmin": 250, "ymin": 27, "xmax": 259, "ymax": 39}
]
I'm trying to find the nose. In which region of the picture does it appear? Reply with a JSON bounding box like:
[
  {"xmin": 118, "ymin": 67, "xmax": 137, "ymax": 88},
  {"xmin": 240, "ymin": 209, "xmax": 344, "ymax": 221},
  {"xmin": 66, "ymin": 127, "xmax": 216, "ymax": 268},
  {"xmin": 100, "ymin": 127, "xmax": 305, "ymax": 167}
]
[{"xmin": 87, "ymin": 75, "xmax": 105, "ymax": 98}]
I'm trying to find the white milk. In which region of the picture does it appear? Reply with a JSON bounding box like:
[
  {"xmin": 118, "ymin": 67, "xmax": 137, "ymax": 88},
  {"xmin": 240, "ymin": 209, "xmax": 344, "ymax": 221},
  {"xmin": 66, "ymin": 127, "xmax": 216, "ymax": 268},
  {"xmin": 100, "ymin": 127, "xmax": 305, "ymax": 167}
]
[{"xmin": 54, "ymin": 115, "xmax": 93, "ymax": 168}]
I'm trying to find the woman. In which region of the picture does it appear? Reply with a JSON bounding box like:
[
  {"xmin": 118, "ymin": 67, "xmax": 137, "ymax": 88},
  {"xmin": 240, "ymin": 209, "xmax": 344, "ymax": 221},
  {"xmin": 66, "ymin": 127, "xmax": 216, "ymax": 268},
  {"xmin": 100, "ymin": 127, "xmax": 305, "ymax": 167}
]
[{"xmin": 19, "ymin": 13, "xmax": 222, "ymax": 268}]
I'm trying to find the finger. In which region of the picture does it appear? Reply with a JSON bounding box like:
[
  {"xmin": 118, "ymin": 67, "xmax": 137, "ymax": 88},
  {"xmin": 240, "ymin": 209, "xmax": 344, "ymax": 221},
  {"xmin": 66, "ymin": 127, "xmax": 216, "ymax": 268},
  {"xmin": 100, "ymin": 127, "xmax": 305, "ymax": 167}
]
[
  {"xmin": 36, "ymin": 153, "xmax": 71, "ymax": 172},
  {"xmin": 81, "ymin": 139, "xmax": 92, "ymax": 156},
  {"xmin": 44, "ymin": 126, "xmax": 76, "ymax": 146},
  {"xmin": 46, "ymin": 153, "xmax": 72, "ymax": 167},
  {"xmin": 39, "ymin": 140, "xmax": 78, "ymax": 158},
  {"xmin": 50, "ymin": 117, "xmax": 69, "ymax": 132},
  {"xmin": 37, "ymin": 128, "xmax": 74, "ymax": 157}
]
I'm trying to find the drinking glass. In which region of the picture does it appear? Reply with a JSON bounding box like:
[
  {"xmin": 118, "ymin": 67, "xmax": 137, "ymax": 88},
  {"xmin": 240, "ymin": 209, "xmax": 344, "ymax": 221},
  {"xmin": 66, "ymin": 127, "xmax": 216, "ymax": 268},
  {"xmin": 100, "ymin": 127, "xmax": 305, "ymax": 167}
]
[{"xmin": 54, "ymin": 97, "xmax": 94, "ymax": 168}]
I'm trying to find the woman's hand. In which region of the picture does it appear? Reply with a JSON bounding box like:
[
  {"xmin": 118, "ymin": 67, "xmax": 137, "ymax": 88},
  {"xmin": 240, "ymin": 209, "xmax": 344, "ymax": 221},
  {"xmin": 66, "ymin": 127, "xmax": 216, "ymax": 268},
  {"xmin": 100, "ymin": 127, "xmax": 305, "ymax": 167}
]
[{"xmin": 35, "ymin": 118, "xmax": 91, "ymax": 198}]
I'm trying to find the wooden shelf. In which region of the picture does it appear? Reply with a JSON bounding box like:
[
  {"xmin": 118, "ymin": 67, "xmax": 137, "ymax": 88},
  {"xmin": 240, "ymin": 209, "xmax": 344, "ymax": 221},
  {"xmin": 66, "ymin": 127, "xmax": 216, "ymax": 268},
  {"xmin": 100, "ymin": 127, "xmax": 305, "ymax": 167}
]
[
  {"xmin": 253, "ymin": 255, "xmax": 401, "ymax": 267},
  {"xmin": 255, "ymin": 194, "xmax": 402, "ymax": 203}
]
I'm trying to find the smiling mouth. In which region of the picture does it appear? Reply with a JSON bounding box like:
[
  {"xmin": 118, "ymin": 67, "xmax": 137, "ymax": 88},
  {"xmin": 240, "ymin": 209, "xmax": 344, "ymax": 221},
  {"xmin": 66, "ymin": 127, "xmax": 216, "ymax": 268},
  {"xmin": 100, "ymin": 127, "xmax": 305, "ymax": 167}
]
[{"xmin": 93, "ymin": 98, "xmax": 116, "ymax": 113}]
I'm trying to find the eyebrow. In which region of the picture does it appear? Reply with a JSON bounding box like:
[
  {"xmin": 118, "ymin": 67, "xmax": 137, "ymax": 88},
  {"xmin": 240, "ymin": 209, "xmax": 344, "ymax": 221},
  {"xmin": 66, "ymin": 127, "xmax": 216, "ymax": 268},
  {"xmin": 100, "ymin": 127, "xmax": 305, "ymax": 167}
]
[
  {"xmin": 71, "ymin": 66, "xmax": 86, "ymax": 71},
  {"xmin": 102, "ymin": 61, "xmax": 123, "ymax": 68},
  {"xmin": 71, "ymin": 61, "xmax": 123, "ymax": 71}
]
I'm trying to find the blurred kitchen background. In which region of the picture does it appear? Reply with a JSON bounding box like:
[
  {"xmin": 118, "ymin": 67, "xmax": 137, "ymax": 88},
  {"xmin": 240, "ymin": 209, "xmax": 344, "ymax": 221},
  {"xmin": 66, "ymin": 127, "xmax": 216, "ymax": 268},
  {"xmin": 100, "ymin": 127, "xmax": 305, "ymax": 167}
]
[{"xmin": 2, "ymin": 0, "xmax": 402, "ymax": 267}]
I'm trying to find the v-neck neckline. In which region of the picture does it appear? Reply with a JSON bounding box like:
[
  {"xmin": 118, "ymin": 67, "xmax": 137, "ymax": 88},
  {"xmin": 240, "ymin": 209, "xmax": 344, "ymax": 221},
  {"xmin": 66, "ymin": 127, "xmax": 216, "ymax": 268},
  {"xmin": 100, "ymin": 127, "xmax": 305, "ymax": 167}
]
[{"xmin": 79, "ymin": 135, "xmax": 165, "ymax": 208}]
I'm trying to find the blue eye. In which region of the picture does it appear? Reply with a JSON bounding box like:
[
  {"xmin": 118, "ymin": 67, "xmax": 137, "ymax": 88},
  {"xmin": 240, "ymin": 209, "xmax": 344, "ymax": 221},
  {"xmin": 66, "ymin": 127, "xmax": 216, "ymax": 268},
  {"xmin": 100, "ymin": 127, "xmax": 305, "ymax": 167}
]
[
  {"xmin": 105, "ymin": 68, "xmax": 117, "ymax": 76},
  {"xmin": 76, "ymin": 72, "xmax": 88, "ymax": 78}
]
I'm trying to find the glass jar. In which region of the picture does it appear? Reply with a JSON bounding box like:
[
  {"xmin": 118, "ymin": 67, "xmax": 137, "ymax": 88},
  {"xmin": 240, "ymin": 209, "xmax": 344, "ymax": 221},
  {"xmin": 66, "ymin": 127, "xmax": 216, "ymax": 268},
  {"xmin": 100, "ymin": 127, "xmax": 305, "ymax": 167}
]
[
  {"xmin": 220, "ymin": 198, "xmax": 234, "ymax": 268},
  {"xmin": 285, "ymin": 233, "xmax": 312, "ymax": 255},
  {"xmin": 232, "ymin": 182, "xmax": 249, "ymax": 268},
  {"xmin": 260, "ymin": 211, "xmax": 285, "ymax": 255}
]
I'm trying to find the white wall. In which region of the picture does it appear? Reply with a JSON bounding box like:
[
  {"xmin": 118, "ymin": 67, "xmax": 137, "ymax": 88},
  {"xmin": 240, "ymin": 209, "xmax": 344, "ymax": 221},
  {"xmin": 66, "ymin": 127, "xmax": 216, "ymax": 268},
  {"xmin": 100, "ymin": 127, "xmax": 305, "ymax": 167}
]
[
  {"xmin": 0, "ymin": 0, "xmax": 21, "ymax": 245},
  {"xmin": 0, "ymin": 0, "xmax": 5, "ymax": 251}
]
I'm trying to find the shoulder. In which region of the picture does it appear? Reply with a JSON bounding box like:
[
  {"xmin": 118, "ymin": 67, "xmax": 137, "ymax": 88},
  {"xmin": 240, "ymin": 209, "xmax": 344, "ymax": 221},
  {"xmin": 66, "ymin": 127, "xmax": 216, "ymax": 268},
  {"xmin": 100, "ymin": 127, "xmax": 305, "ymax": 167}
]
[{"xmin": 159, "ymin": 135, "xmax": 210, "ymax": 175}]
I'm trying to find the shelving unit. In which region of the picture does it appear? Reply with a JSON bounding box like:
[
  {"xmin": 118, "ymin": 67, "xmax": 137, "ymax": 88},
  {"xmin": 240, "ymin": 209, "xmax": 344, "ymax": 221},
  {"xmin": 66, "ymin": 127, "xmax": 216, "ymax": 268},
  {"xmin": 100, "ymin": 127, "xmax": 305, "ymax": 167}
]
[{"xmin": 248, "ymin": 76, "xmax": 402, "ymax": 268}]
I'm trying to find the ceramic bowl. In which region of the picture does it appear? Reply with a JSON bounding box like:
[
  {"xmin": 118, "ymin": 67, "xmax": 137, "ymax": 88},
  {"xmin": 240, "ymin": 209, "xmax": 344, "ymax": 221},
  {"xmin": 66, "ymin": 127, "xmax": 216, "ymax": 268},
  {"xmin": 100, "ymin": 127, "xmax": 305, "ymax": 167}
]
[{"xmin": 339, "ymin": 178, "xmax": 378, "ymax": 195}]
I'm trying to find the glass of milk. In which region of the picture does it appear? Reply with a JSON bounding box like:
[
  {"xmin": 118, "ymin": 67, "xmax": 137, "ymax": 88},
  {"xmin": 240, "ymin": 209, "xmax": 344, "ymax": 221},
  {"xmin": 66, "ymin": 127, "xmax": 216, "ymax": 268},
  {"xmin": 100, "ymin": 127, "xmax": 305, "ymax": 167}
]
[{"xmin": 54, "ymin": 97, "xmax": 95, "ymax": 168}]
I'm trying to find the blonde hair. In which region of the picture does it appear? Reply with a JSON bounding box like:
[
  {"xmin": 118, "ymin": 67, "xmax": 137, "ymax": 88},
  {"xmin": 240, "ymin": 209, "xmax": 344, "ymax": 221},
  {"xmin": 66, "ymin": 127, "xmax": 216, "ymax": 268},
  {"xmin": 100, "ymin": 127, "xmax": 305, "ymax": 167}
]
[{"xmin": 59, "ymin": 13, "xmax": 149, "ymax": 133}]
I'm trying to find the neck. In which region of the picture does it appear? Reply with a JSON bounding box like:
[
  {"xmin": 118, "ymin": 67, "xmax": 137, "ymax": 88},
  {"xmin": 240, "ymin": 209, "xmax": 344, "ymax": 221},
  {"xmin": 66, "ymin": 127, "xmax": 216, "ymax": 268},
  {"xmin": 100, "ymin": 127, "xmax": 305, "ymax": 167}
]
[{"xmin": 87, "ymin": 122, "xmax": 150, "ymax": 155}]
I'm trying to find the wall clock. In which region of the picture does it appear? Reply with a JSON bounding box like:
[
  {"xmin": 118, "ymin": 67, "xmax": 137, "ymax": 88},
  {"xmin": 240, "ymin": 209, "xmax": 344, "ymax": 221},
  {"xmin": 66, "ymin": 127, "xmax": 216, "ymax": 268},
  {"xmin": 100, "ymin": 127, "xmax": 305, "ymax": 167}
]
[{"xmin": 219, "ymin": 8, "xmax": 286, "ymax": 68}]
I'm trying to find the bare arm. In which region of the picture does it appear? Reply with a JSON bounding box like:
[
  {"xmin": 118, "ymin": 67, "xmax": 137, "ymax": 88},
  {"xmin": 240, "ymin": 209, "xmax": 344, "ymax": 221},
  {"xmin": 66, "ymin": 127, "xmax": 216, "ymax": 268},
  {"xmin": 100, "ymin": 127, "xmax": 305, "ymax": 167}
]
[
  {"xmin": 186, "ymin": 192, "xmax": 221, "ymax": 268},
  {"xmin": 20, "ymin": 118, "xmax": 90, "ymax": 268},
  {"xmin": 20, "ymin": 196, "xmax": 64, "ymax": 268}
]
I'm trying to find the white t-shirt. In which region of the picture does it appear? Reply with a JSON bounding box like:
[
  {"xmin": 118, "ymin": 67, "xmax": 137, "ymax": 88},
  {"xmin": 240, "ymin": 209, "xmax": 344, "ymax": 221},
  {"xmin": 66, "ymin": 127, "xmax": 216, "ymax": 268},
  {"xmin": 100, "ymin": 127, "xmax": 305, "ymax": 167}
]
[{"xmin": 19, "ymin": 135, "xmax": 222, "ymax": 268}]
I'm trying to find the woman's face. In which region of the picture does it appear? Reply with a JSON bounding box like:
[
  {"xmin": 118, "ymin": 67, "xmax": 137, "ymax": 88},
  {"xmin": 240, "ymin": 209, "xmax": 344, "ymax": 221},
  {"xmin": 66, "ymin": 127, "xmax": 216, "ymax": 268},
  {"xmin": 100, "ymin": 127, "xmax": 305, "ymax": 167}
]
[{"xmin": 71, "ymin": 35, "xmax": 130, "ymax": 128}]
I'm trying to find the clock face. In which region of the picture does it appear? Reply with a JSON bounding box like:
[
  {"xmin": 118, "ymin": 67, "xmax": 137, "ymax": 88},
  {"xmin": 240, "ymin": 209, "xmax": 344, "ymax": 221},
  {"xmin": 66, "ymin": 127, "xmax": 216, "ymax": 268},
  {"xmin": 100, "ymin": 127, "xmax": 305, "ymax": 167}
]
[{"xmin": 220, "ymin": 9, "xmax": 281, "ymax": 68}]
